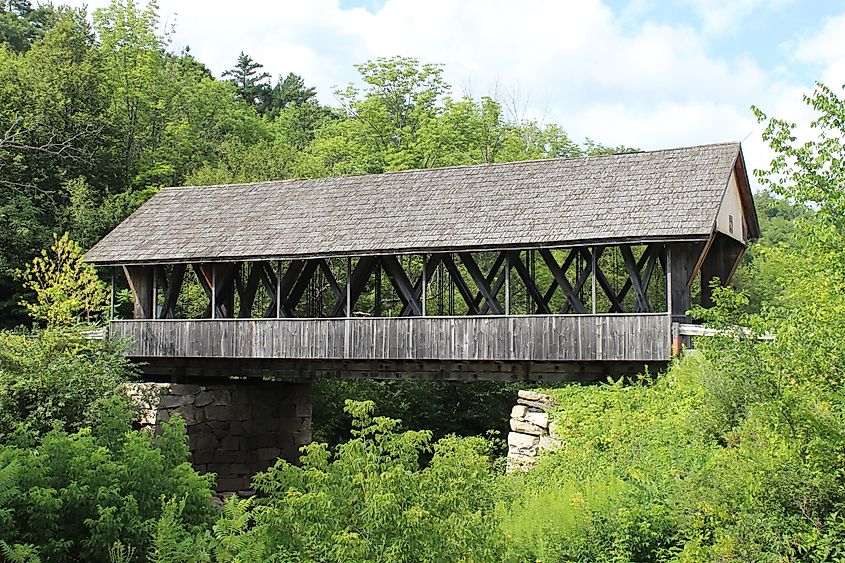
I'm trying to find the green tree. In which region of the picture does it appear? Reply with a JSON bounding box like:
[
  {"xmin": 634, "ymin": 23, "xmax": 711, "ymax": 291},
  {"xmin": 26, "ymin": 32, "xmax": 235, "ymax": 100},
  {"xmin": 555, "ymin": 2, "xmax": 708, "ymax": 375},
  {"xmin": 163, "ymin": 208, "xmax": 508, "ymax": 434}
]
[
  {"xmin": 17, "ymin": 232, "xmax": 108, "ymax": 327},
  {"xmin": 0, "ymin": 0, "xmax": 58, "ymax": 53},
  {"xmin": 0, "ymin": 329, "xmax": 134, "ymax": 440},
  {"xmin": 0, "ymin": 410, "xmax": 214, "ymax": 561},
  {"xmin": 222, "ymin": 51, "xmax": 271, "ymax": 111},
  {"xmin": 754, "ymin": 82, "xmax": 845, "ymax": 230},
  {"xmin": 0, "ymin": 11, "xmax": 105, "ymax": 324},
  {"xmin": 333, "ymin": 55, "xmax": 447, "ymax": 171},
  {"xmin": 266, "ymin": 71, "xmax": 317, "ymax": 117}
]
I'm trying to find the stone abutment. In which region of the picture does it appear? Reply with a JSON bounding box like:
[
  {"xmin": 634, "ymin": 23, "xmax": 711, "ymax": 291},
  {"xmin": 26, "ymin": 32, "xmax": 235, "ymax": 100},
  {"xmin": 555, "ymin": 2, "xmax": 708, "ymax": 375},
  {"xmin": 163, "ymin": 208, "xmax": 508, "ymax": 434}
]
[{"xmin": 126, "ymin": 380, "xmax": 311, "ymax": 492}]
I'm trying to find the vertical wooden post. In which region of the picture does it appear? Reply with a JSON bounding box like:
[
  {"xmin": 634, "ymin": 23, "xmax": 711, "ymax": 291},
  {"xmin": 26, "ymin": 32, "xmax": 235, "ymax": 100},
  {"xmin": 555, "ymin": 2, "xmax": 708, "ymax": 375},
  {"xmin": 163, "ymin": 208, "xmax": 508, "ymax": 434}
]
[
  {"xmin": 667, "ymin": 242, "xmax": 695, "ymax": 323},
  {"xmin": 346, "ymin": 256, "xmax": 352, "ymax": 318},
  {"xmin": 421, "ymin": 254, "xmax": 427, "ymax": 316},
  {"xmin": 665, "ymin": 244, "xmax": 672, "ymax": 316},
  {"xmin": 109, "ymin": 268, "xmax": 115, "ymax": 321},
  {"xmin": 591, "ymin": 247, "xmax": 597, "ymax": 314},
  {"xmin": 122, "ymin": 265, "xmax": 154, "ymax": 319},
  {"xmin": 276, "ymin": 261, "xmax": 281, "ymax": 318},
  {"xmin": 151, "ymin": 268, "xmax": 158, "ymax": 319},
  {"xmin": 211, "ymin": 265, "xmax": 217, "ymax": 319},
  {"xmin": 504, "ymin": 252, "xmax": 511, "ymax": 316}
]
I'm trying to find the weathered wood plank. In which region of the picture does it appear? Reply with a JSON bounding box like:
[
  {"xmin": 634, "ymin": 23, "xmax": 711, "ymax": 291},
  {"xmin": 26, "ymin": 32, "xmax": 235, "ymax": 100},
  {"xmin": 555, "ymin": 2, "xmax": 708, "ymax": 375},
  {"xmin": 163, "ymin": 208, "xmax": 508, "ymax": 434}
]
[{"xmin": 110, "ymin": 314, "xmax": 671, "ymax": 364}]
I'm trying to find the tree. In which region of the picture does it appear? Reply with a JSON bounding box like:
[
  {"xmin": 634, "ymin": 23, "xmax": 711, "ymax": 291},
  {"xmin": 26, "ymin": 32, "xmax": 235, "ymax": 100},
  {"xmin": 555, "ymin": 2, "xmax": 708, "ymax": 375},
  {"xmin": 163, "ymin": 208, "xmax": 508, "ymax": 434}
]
[
  {"xmin": 153, "ymin": 401, "xmax": 503, "ymax": 561},
  {"xmin": 270, "ymin": 72, "xmax": 316, "ymax": 110},
  {"xmin": 222, "ymin": 51, "xmax": 271, "ymax": 111},
  {"xmin": 333, "ymin": 56, "xmax": 447, "ymax": 171},
  {"xmin": 17, "ymin": 232, "xmax": 108, "ymax": 327},
  {"xmin": 0, "ymin": 11, "xmax": 105, "ymax": 325},
  {"xmin": 753, "ymin": 82, "xmax": 845, "ymax": 230},
  {"xmin": 0, "ymin": 0, "xmax": 58, "ymax": 53}
]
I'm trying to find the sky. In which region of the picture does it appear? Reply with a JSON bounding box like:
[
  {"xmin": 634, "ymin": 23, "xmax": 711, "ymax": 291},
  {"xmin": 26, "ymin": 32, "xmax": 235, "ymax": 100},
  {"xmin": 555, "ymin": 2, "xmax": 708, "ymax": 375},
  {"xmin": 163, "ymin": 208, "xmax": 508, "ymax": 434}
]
[{"xmin": 63, "ymin": 0, "xmax": 845, "ymax": 179}]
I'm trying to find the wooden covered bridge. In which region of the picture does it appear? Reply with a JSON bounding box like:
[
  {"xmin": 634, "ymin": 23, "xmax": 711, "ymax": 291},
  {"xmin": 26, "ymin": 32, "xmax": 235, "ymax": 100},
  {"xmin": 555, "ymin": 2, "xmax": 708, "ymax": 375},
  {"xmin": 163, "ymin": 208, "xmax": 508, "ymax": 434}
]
[{"xmin": 86, "ymin": 142, "xmax": 758, "ymax": 383}]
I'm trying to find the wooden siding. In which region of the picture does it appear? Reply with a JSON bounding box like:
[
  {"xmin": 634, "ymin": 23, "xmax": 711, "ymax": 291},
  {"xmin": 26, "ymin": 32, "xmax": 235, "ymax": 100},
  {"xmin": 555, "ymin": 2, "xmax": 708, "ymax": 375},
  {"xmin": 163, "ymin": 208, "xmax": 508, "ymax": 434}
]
[{"xmin": 110, "ymin": 314, "xmax": 671, "ymax": 363}]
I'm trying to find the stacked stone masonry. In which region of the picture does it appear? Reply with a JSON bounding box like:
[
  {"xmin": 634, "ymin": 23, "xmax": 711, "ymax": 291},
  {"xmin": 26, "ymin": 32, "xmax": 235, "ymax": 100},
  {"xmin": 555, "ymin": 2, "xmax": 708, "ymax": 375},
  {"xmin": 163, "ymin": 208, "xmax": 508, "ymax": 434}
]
[
  {"xmin": 507, "ymin": 390, "xmax": 561, "ymax": 471},
  {"xmin": 126, "ymin": 381, "xmax": 311, "ymax": 492}
]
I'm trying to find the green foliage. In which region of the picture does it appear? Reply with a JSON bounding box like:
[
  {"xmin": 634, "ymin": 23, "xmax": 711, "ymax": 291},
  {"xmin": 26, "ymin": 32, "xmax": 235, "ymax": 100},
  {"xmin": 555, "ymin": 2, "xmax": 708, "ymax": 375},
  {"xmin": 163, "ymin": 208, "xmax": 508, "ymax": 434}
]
[
  {"xmin": 16, "ymin": 232, "xmax": 108, "ymax": 327},
  {"xmin": 312, "ymin": 378, "xmax": 523, "ymax": 452},
  {"xmin": 493, "ymin": 80, "xmax": 845, "ymax": 562},
  {"xmin": 753, "ymin": 82, "xmax": 845, "ymax": 230},
  {"xmin": 731, "ymin": 199, "xmax": 814, "ymax": 312},
  {"xmin": 156, "ymin": 401, "xmax": 503, "ymax": 562},
  {"xmin": 0, "ymin": 329, "xmax": 134, "ymax": 440},
  {"xmin": 0, "ymin": 0, "xmax": 58, "ymax": 53},
  {"xmin": 222, "ymin": 51, "xmax": 271, "ymax": 111},
  {"xmin": 0, "ymin": 408, "xmax": 214, "ymax": 561}
]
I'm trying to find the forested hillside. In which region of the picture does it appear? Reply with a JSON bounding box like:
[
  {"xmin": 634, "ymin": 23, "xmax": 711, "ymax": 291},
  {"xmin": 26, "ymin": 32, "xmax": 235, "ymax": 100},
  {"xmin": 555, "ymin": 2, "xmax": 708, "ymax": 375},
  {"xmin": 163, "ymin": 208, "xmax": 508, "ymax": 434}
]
[{"xmin": 3, "ymin": 0, "xmax": 845, "ymax": 561}]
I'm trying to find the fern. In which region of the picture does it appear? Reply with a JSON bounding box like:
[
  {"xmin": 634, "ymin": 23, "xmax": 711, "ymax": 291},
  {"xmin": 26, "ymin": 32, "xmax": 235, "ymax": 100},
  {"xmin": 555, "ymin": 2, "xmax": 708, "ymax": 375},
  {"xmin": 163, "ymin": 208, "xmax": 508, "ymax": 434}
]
[
  {"xmin": 0, "ymin": 457, "xmax": 20, "ymax": 532},
  {"xmin": 149, "ymin": 496, "xmax": 212, "ymax": 563},
  {"xmin": 0, "ymin": 540, "xmax": 40, "ymax": 563}
]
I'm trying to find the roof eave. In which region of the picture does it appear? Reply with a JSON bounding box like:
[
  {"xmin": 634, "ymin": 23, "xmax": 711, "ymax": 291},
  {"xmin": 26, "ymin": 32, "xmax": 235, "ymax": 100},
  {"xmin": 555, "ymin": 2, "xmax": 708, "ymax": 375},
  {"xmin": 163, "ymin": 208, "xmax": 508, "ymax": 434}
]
[{"xmin": 85, "ymin": 233, "xmax": 714, "ymax": 267}]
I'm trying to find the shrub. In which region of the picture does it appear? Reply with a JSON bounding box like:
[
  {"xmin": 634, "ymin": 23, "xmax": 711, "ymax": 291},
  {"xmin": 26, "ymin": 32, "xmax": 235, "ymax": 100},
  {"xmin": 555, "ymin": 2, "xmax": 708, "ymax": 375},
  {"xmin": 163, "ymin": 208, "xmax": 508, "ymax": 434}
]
[
  {"xmin": 0, "ymin": 402, "xmax": 214, "ymax": 562},
  {"xmin": 153, "ymin": 400, "xmax": 503, "ymax": 562},
  {"xmin": 0, "ymin": 329, "xmax": 135, "ymax": 442}
]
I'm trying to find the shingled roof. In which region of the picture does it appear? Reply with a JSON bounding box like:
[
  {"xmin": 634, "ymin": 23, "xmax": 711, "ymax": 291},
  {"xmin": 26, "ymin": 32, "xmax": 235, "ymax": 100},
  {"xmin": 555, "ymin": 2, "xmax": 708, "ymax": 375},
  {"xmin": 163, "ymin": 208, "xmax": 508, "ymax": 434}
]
[{"xmin": 85, "ymin": 142, "xmax": 755, "ymax": 265}]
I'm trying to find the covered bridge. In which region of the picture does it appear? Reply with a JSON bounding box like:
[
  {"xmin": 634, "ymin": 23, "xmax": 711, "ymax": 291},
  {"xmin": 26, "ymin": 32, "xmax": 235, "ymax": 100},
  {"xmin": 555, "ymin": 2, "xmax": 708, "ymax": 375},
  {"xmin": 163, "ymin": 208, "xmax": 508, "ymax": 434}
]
[{"xmin": 86, "ymin": 141, "xmax": 758, "ymax": 382}]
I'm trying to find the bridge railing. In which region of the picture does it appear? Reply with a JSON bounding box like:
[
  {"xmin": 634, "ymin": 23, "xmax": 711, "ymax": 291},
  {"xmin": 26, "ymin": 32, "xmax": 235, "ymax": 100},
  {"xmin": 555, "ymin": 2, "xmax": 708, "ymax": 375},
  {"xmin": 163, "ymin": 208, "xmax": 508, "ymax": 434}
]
[{"xmin": 110, "ymin": 313, "xmax": 672, "ymax": 363}]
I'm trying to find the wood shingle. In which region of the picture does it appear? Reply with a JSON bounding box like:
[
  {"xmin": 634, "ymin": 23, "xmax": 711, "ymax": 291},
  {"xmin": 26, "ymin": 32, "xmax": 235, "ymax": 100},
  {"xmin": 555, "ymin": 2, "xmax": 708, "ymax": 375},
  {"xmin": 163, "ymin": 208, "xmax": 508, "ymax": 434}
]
[{"xmin": 85, "ymin": 142, "xmax": 750, "ymax": 265}]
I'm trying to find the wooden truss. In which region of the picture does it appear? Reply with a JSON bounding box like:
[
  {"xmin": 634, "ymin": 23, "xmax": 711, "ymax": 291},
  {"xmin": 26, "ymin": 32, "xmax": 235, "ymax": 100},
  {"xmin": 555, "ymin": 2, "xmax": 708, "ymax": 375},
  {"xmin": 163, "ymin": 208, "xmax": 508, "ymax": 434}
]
[{"xmin": 123, "ymin": 243, "xmax": 670, "ymax": 320}]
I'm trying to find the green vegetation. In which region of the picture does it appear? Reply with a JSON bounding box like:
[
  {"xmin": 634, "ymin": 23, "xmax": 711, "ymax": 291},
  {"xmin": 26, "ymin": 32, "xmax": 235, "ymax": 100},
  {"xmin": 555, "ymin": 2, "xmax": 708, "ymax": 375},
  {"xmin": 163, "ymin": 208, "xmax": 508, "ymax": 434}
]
[{"xmin": 2, "ymin": 0, "xmax": 845, "ymax": 560}]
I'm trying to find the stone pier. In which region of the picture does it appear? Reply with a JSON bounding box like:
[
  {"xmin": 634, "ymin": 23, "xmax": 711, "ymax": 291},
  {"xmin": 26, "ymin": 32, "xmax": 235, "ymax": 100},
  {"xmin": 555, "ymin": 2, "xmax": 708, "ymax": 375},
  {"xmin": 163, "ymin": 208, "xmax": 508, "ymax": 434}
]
[
  {"xmin": 126, "ymin": 380, "xmax": 311, "ymax": 492},
  {"xmin": 507, "ymin": 390, "xmax": 561, "ymax": 471}
]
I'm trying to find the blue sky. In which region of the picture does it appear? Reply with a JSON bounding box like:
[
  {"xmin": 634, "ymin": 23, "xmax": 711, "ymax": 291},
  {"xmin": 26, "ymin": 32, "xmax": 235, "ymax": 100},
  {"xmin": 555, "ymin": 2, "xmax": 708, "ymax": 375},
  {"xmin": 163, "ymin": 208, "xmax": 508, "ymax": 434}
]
[
  {"xmin": 609, "ymin": 1, "xmax": 838, "ymax": 84},
  {"xmin": 64, "ymin": 0, "xmax": 845, "ymax": 178}
]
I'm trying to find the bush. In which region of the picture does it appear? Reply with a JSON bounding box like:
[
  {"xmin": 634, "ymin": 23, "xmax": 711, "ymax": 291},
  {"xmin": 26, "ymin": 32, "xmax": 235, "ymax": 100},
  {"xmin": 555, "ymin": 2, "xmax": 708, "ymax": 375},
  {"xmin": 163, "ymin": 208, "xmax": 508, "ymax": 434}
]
[
  {"xmin": 497, "ymin": 280, "xmax": 845, "ymax": 562},
  {"xmin": 0, "ymin": 329, "xmax": 135, "ymax": 442},
  {"xmin": 153, "ymin": 400, "xmax": 503, "ymax": 562},
  {"xmin": 0, "ymin": 401, "xmax": 215, "ymax": 562}
]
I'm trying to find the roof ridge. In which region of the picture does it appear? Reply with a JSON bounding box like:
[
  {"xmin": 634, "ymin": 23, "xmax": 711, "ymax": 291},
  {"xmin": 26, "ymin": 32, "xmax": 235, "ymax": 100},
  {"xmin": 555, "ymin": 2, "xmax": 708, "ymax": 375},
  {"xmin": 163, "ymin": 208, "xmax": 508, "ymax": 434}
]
[{"xmin": 161, "ymin": 141, "xmax": 741, "ymax": 192}]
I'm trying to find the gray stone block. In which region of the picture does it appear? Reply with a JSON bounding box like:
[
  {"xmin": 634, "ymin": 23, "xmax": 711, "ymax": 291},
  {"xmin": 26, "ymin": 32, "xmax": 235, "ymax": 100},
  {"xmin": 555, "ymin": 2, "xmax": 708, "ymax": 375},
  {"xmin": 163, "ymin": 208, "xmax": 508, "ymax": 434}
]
[
  {"xmin": 256, "ymin": 447, "xmax": 281, "ymax": 461},
  {"xmin": 158, "ymin": 394, "xmax": 194, "ymax": 409},
  {"xmin": 517, "ymin": 390, "xmax": 553, "ymax": 403},
  {"xmin": 210, "ymin": 389, "xmax": 231, "ymax": 406},
  {"xmin": 194, "ymin": 391, "xmax": 214, "ymax": 407},
  {"xmin": 243, "ymin": 432, "xmax": 276, "ymax": 450},
  {"xmin": 510, "ymin": 418, "xmax": 545, "ymax": 436},
  {"xmin": 524, "ymin": 411, "xmax": 549, "ymax": 429},
  {"xmin": 205, "ymin": 405, "xmax": 231, "ymax": 421},
  {"xmin": 191, "ymin": 449, "xmax": 215, "ymax": 465},
  {"xmin": 169, "ymin": 384, "xmax": 201, "ymax": 396},
  {"xmin": 507, "ymin": 431, "xmax": 539, "ymax": 451},
  {"xmin": 189, "ymin": 433, "xmax": 219, "ymax": 450},
  {"xmin": 517, "ymin": 398, "xmax": 552, "ymax": 411},
  {"xmin": 220, "ymin": 436, "xmax": 241, "ymax": 451},
  {"xmin": 296, "ymin": 401, "xmax": 312, "ymax": 417},
  {"xmin": 180, "ymin": 406, "xmax": 205, "ymax": 425},
  {"xmin": 214, "ymin": 451, "xmax": 247, "ymax": 464}
]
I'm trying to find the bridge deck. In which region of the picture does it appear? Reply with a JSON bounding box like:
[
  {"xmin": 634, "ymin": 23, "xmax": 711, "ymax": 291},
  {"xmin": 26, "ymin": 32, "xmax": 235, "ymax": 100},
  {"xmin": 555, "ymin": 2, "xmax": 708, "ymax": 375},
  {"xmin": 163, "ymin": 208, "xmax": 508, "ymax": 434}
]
[{"xmin": 111, "ymin": 314, "xmax": 672, "ymax": 381}]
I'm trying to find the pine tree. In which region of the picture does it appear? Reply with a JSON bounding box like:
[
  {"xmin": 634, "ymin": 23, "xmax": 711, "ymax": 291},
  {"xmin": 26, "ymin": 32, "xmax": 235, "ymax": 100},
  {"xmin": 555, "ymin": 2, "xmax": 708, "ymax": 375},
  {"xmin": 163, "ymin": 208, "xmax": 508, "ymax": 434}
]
[{"xmin": 222, "ymin": 51, "xmax": 271, "ymax": 110}]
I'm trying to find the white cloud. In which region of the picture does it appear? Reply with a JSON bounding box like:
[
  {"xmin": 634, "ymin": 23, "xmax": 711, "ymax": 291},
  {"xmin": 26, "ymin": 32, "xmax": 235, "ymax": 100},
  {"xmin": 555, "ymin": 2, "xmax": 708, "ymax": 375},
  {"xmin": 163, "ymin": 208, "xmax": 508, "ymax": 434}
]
[
  {"xmin": 792, "ymin": 11, "xmax": 845, "ymax": 87},
  {"xmin": 56, "ymin": 0, "xmax": 843, "ymax": 184}
]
